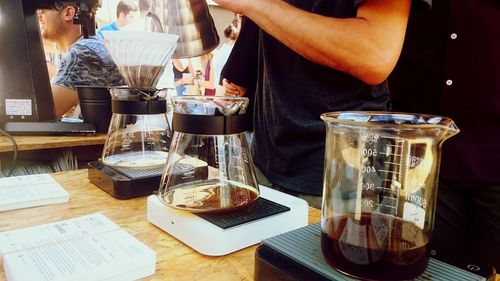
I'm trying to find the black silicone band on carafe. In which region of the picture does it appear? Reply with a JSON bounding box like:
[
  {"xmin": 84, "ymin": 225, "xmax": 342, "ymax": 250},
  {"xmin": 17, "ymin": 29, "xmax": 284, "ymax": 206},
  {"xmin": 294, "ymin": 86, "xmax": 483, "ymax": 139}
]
[
  {"xmin": 172, "ymin": 113, "xmax": 247, "ymax": 135},
  {"xmin": 111, "ymin": 99, "xmax": 167, "ymax": 114}
]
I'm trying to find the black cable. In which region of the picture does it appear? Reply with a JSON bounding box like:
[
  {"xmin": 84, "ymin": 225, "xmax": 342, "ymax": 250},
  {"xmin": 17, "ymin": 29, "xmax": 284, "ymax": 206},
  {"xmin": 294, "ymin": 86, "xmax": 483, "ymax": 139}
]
[{"xmin": 0, "ymin": 128, "xmax": 18, "ymax": 177}]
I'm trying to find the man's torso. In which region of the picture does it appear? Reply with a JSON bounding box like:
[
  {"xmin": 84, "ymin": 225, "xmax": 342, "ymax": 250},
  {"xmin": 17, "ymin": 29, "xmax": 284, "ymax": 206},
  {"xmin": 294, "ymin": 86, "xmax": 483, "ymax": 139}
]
[
  {"xmin": 252, "ymin": 0, "xmax": 390, "ymax": 195},
  {"xmin": 52, "ymin": 37, "xmax": 124, "ymax": 89}
]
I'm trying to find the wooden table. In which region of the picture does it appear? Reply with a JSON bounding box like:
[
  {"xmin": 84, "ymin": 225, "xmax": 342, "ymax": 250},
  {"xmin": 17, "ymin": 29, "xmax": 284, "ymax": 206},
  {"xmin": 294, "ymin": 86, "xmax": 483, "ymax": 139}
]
[
  {"xmin": 1, "ymin": 170, "xmax": 498, "ymax": 281},
  {"xmin": 0, "ymin": 169, "xmax": 321, "ymax": 281},
  {"xmin": 0, "ymin": 135, "xmax": 107, "ymax": 171},
  {"xmin": 0, "ymin": 134, "xmax": 107, "ymax": 153}
]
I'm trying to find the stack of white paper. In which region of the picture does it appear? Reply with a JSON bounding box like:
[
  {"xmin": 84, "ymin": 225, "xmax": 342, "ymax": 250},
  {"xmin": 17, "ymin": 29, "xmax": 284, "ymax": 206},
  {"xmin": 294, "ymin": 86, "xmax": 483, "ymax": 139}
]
[
  {"xmin": 0, "ymin": 213, "xmax": 156, "ymax": 281},
  {"xmin": 0, "ymin": 174, "xmax": 69, "ymax": 212}
]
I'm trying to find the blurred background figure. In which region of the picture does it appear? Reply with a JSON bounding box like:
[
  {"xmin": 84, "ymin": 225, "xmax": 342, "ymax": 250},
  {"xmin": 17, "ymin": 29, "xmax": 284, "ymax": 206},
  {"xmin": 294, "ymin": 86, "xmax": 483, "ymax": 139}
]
[
  {"xmin": 213, "ymin": 13, "xmax": 241, "ymax": 95},
  {"xmin": 173, "ymin": 59, "xmax": 195, "ymax": 96},
  {"xmin": 97, "ymin": 0, "xmax": 139, "ymax": 38},
  {"xmin": 195, "ymin": 52, "xmax": 216, "ymax": 96},
  {"xmin": 37, "ymin": 2, "xmax": 124, "ymax": 119},
  {"xmin": 122, "ymin": 0, "xmax": 162, "ymax": 32}
]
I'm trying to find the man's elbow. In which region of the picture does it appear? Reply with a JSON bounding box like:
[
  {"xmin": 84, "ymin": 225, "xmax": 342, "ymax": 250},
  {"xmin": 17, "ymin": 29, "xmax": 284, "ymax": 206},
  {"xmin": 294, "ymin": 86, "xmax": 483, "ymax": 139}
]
[
  {"xmin": 358, "ymin": 53, "xmax": 398, "ymax": 85},
  {"xmin": 359, "ymin": 67, "xmax": 392, "ymax": 85}
]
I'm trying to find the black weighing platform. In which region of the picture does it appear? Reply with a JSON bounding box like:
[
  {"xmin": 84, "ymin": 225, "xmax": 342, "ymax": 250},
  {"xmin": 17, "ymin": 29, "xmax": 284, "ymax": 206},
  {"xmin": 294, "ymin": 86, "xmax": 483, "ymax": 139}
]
[
  {"xmin": 255, "ymin": 224, "xmax": 496, "ymax": 281},
  {"xmin": 88, "ymin": 160, "xmax": 209, "ymax": 199},
  {"xmin": 88, "ymin": 160, "xmax": 163, "ymax": 199}
]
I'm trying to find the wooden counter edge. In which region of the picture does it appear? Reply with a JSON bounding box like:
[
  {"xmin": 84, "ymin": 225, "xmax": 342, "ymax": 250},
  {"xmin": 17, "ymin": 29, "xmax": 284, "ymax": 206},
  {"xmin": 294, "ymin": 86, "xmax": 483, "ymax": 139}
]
[{"xmin": 0, "ymin": 134, "xmax": 107, "ymax": 152}]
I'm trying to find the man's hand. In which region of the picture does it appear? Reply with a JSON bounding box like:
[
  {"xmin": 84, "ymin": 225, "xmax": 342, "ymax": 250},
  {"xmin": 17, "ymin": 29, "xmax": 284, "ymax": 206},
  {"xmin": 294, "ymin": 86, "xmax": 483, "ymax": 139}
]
[{"xmin": 222, "ymin": 79, "xmax": 247, "ymax": 97}]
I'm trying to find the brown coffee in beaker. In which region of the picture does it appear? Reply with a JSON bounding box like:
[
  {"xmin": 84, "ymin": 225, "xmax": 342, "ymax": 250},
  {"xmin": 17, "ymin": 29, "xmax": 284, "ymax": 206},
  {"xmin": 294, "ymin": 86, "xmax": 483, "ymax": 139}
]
[{"xmin": 321, "ymin": 213, "xmax": 429, "ymax": 280}]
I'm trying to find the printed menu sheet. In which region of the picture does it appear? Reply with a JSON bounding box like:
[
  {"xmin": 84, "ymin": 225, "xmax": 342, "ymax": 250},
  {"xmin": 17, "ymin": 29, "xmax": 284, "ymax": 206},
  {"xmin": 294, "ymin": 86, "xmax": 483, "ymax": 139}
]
[
  {"xmin": 0, "ymin": 174, "xmax": 69, "ymax": 212},
  {"xmin": 0, "ymin": 213, "xmax": 156, "ymax": 281}
]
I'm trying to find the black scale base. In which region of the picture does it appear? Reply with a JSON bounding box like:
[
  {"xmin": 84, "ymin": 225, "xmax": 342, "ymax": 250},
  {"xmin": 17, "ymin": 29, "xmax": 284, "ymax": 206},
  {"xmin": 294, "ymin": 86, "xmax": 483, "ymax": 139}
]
[
  {"xmin": 88, "ymin": 160, "xmax": 163, "ymax": 199},
  {"xmin": 255, "ymin": 224, "xmax": 496, "ymax": 281}
]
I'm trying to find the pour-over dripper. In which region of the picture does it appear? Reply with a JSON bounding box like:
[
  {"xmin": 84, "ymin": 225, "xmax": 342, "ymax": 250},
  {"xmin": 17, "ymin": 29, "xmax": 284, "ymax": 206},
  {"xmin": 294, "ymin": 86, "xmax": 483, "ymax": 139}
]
[{"xmin": 102, "ymin": 31, "xmax": 179, "ymax": 89}]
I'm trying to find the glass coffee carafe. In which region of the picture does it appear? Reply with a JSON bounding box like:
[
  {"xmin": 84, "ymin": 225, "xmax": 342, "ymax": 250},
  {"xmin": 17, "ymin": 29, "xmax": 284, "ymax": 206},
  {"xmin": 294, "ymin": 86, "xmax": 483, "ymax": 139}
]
[
  {"xmin": 101, "ymin": 88, "xmax": 171, "ymax": 168},
  {"xmin": 100, "ymin": 31, "xmax": 179, "ymax": 169},
  {"xmin": 158, "ymin": 96, "xmax": 259, "ymax": 213},
  {"xmin": 320, "ymin": 112, "xmax": 459, "ymax": 280}
]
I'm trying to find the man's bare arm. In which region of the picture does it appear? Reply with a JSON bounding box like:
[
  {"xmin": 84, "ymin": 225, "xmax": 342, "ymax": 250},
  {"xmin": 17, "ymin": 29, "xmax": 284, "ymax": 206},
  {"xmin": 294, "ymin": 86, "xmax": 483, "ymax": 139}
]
[
  {"xmin": 51, "ymin": 85, "xmax": 79, "ymax": 118},
  {"xmin": 213, "ymin": 0, "xmax": 411, "ymax": 85}
]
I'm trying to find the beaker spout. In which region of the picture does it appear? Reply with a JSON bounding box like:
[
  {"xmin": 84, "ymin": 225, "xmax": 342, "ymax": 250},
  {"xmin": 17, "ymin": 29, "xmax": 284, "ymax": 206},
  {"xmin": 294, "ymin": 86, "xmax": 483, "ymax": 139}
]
[{"xmin": 428, "ymin": 116, "xmax": 460, "ymax": 143}]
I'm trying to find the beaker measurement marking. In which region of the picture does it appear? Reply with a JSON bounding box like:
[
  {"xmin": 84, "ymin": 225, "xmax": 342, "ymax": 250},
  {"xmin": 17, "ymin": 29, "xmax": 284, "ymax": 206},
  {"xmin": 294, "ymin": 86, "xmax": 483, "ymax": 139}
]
[
  {"xmin": 376, "ymin": 204, "xmax": 397, "ymax": 209},
  {"xmin": 383, "ymin": 179, "xmax": 392, "ymax": 182},
  {"xmin": 361, "ymin": 166, "xmax": 377, "ymax": 173},
  {"xmin": 361, "ymin": 133, "xmax": 380, "ymax": 141},
  {"xmin": 383, "ymin": 161, "xmax": 402, "ymax": 166},
  {"xmin": 378, "ymin": 169, "xmax": 401, "ymax": 175},
  {"xmin": 375, "ymin": 203, "xmax": 397, "ymax": 209},
  {"xmin": 361, "ymin": 148, "xmax": 378, "ymax": 157},
  {"xmin": 364, "ymin": 183, "xmax": 376, "ymax": 190},
  {"xmin": 374, "ymin": 186, "xmax": 398, "ymax": 192},
  {"xmin": 379, "ymin": 196, "xmax": 397, "ymax": 201},
  {"xmin": 387, "ymin": 143, "xmax": 404, "ymax": 147}
]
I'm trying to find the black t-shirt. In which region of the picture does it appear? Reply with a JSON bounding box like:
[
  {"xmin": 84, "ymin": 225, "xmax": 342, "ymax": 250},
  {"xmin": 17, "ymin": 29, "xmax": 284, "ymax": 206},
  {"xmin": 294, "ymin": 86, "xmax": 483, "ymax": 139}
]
[{"xmin": 223, "ymin": 0, "xmax": 431, "ymax": 196}]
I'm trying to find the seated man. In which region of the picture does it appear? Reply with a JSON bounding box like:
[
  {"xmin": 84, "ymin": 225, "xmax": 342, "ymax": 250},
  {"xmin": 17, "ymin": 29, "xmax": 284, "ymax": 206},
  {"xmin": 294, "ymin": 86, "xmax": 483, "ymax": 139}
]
[
  {"xmin": 37, "ymin": 1, "xmax": 124, "ymax": 118},
  {"xmin": 96, "ymin": 0, "xmax": 139, "ymax": 39}
]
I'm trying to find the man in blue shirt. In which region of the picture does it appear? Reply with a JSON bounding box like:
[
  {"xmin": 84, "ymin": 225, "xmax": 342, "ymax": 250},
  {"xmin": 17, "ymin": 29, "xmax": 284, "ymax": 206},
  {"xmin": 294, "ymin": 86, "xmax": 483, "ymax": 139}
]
[
  {"xmin": 37, "ymin": 2, "xmax": 124, "ymax": 118},
  {"xmin": 97, "ymin": 0, "xmax": 139, "ymax": 39}
]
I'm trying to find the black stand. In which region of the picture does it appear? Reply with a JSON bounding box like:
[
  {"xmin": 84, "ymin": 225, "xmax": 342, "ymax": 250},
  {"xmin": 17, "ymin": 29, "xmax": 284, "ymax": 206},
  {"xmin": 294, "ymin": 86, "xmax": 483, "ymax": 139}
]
[
  {"xmin": 255, "ymin": 224, "xmax": 496, "ymax": 281},
  {"xmin": 88, "ymin": 160, "xmax": 163, "ymax": 199}
]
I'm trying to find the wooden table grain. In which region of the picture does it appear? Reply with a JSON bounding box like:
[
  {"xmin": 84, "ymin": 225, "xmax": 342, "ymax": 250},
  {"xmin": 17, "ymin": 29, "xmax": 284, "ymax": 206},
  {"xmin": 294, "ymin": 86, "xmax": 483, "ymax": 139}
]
[
  {"xmin": 0, "ymin": 134, "xmax": 107, "ymax": 152},
  {"xmin": 0, "ymin": 134, "xmax": 107, "ymax": 171},
  {"xmin": 0, "ymin": 169, "xmax": 321, "ymax": 281},
  {"xmin": 1, "ymin": 170, "xmax": 497, "ymax": 281}
]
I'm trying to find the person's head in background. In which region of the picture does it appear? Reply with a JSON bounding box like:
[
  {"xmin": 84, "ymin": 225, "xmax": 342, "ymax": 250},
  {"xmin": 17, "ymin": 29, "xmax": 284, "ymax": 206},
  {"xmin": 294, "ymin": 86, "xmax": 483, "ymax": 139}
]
[
  {"xmin": 223, "ymin": 14, "xmax": 241, "ymax": 44},
  {"xmin": 138, "ymin": 0, "xmax": 153, "ymax": 15},
  {"xmin": 115, "ymin": 0, "xmax": 139, "ymax": 28},
  {"xmin": 37, "ymin": 2, "xmax": 80, "ymax": 52}
]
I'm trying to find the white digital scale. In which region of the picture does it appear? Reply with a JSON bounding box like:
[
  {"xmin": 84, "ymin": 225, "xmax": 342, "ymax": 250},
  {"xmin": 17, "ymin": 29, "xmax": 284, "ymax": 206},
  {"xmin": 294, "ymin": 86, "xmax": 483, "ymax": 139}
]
[{"xmin": 147, "ymin": 186, "xmax": 309, "ymax": 256}]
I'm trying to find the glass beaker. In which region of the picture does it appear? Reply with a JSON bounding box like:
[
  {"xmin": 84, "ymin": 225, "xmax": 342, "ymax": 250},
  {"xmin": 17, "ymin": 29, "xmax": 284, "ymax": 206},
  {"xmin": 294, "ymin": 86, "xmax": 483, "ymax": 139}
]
[
  {"xmin": 158, "ymin": 96, "xmax": 259, "ymax": 213},
  {"xmin": 101, "ymin": 88, "xmax": 171, "ymax": 169},
  {"xmin": 320, "ymin": 112, "xmax": 459, "ymax": 280}
]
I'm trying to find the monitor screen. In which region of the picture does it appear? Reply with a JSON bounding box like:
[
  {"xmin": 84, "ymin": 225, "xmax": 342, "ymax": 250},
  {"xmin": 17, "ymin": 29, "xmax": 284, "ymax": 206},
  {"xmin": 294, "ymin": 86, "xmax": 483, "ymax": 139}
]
[{"xmin": 0, "ymin": 0, "xmax": 56, "ymax": 123}]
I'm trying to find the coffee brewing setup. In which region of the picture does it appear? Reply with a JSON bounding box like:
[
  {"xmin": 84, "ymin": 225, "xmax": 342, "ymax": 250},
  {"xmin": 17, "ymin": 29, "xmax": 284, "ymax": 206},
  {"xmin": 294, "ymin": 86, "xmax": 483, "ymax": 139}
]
[
  {"xmin": 80, "ymin": 2, "xmax": 494, "ymax": 279},
  {"xmin": 80, "ymin": 0, "xmax": 309, "ymax": 256},
  {"xmin": 88, "ymin": 31, "xmax": 178, "ymax": 198},
  {"xmin": 147, "ymin": 96, "xmax": 308, "ymax": 255},
  {"xmin": 253, "ymin": 112, "xmax": 493, "ymax": 280}
]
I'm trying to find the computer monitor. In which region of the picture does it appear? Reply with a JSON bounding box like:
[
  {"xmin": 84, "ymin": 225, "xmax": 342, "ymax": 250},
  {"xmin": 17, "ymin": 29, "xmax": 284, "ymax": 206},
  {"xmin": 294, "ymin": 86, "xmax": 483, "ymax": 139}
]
[{"xmin": 0, "ymin": 0, "xmax": 57, "ymax": 124}]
